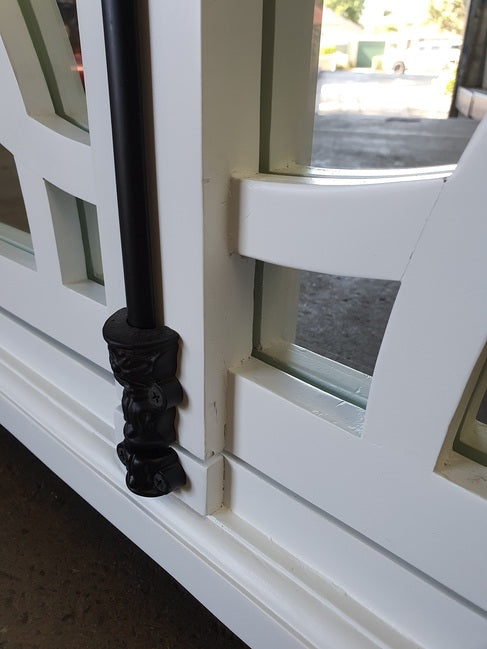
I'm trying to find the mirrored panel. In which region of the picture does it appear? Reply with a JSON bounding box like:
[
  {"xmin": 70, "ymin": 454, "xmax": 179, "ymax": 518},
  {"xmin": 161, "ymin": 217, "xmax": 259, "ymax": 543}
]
[
  {"xmin": 253, "ymin": 262, "xmax": 400, "ymax": 407},
  {"xmin": 18, "ymin": 0, "xmax": 88, "ymax": 130},
  {"xmin": 0, "ymin": 143, "xmax": 34, "ymax": 257},
  {"xmin": 261, "ymin": 0, "xmax": 482, "ymax": 173}
]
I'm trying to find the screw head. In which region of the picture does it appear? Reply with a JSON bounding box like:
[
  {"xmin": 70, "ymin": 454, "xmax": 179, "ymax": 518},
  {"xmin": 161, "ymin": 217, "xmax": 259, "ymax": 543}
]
[
  {"xmin": 152, "ymin": 471, "xmax": 169, "ymax": 494},
  {"xmin": 148, "ymin": 384, "xmax": 165, "ymax": 409}
]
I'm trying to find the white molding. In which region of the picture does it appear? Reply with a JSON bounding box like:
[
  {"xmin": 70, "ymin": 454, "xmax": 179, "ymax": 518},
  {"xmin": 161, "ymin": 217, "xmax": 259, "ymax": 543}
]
[
  {"xmin": 2, "ymin": 344, "xmax": 485, "ymax": 648},
  {"xmin": 223, "ymin": 454, "xmax": 487, "ymax": 649}
]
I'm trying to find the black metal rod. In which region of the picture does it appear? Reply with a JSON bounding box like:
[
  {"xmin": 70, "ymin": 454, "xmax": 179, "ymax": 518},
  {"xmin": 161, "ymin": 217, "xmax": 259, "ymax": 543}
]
[
  {"xmin": 102, "ymin": 0, "xmax": 156, "ymax": 329},
  {"xmin": 101, "ymin": 2, "xmax": 186, "ymax": 496}
]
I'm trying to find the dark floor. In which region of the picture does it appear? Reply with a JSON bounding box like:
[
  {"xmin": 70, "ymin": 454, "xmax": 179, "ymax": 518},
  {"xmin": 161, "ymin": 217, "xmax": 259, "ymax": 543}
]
[{"xmin": 0, "ymin": 427, "xmax": 248, "ymax": 649}]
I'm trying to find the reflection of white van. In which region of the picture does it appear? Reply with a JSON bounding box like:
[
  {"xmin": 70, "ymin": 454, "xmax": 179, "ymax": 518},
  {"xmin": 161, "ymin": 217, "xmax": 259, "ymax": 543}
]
[{"xmin": 382, "ymin": 39, "xmax": 461, "ymax": 75}]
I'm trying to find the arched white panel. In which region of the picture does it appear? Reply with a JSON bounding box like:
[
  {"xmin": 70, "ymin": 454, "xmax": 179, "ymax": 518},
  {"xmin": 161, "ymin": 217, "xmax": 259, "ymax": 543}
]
[{"xmin": 236, "ymin": 171, "xmax": 447, "ymax": 281}]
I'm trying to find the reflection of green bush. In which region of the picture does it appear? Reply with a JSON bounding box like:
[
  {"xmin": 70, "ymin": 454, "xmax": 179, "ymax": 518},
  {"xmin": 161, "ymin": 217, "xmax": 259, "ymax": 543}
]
[
  {"xmin": 371, "ymin": 55, "xmax": 383, "ymax": 71},
  {"xmin": 445, "ymin": 72, "xmax": 456, "ymax": 95},
  {"xmin": 436, "ymin": 66, "xmax": 457, "ymax": 96}
]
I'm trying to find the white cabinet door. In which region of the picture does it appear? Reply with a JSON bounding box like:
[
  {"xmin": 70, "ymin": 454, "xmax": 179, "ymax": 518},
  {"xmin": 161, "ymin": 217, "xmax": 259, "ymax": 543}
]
[
  {"xmin": 234, "ymin": 85, "xmax": 487, "ymax": 632},
  {"xmin": 146, "ymin": 0, "xmax": 487, "ymax": 619},
  {"xmin": 230, "ymin": 129, "xmax": 487, "ymax": 610}
]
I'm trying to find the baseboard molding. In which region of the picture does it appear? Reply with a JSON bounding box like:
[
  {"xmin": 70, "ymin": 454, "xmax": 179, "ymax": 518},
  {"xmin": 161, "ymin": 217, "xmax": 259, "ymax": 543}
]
[{"xmin": 0, "ymin": 341, "xmax": 425, "ymax": 649}]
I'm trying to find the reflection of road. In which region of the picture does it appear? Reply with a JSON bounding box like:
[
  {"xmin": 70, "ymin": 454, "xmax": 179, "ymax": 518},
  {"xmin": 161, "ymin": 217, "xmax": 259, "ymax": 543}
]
[
  {"xmin": 311, "ymin": 113, "xmax": 478, "ymax": 168},
  {"xmin": 316, "ymin": 70, "xmax": 452, "ymax": 118}
]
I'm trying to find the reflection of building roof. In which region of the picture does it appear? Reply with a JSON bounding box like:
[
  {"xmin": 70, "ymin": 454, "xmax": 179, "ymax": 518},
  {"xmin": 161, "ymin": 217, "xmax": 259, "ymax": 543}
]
[
  {"xmin": 322, "ymin": 7, "xmax": 364, "ymax": 32},
  {"xmin": 321, "ymin": 7, "xmax": 363, "ymax": 46}
]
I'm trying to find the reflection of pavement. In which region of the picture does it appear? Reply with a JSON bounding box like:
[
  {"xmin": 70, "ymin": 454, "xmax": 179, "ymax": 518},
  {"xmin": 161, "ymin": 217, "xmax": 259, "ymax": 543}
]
[
  {"xmin": 312, "ymin": 113, "xmax": 478, "ymax": 169},
  {"xmin": 296, "ymin": 272, "xmax": 400, "ymax": 376},
  {"xmin": 298, "ymin": 71, "xmax": 480, "ymax": 373},
  {"xmin": 316, "ymin": 70, "xmax": 453, "ymax": 118}
]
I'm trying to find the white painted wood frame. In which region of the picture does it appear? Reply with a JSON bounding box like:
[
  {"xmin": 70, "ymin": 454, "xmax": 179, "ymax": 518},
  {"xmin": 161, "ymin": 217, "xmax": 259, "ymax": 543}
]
[
  {"xmin": 0, "ymin": 0, "xmax": 125, "ymax": 368},
  {"xmin": 228, "ymin": 117, "xmax": 487, "ymax": 610}
]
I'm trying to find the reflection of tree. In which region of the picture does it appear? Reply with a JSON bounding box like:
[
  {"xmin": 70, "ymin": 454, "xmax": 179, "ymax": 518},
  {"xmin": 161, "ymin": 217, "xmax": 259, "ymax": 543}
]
[
  {"xmin": 324, "ymin": 0, "xmax": 364, "ymax": 25},
  {"xmin": 427, "ymin": 0, "xmax": 466, "ymax": 34}
]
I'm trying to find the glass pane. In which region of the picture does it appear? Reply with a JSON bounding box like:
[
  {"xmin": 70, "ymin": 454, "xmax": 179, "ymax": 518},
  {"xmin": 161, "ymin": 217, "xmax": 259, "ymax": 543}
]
[
  {"xmin": 47, "ymin": 182, "xmax": 105, "ymax": 303},
  {"xmin": 0, "ymin": 143, "xmax": 34, "ymax": 255},
  {"xmin": 262, "ymin": 0, "xmax": 481, "ymax": 173},
  {"xmin": 253, "ymin": 263, "xmax": 399, "ymax": 407},
  {"xmin": 295, "ymin": 270, "xmax": 399, "ymax": 376},
  {"xmin": 18, "ymin": 0, "xmax": 88, "ymax": 130},
  {"xmin": 454, "ymin": 359, "xmax": 487, "ymax": 467}
]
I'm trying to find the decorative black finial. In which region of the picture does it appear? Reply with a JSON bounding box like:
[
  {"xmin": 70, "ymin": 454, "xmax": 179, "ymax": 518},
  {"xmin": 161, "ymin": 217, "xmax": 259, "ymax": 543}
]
[{"xmin": 103, "ymin": 309, "xmax": 186, "ymax": 497}]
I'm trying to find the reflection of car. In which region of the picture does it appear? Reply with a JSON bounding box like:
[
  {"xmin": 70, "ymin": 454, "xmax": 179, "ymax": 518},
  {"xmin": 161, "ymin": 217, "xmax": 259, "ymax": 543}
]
[{"xmin": 382, "ymin": 40, "xmax": 461, "ymax": 75}]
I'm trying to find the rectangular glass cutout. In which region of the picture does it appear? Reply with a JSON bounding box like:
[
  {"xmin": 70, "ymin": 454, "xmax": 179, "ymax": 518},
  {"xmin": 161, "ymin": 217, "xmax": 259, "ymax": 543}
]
[
  {"xmin": 454, "ymin": 359, "xmax": 487, "ymax": 467},
  {"xmin": 253, "ymin": 262, "xmax": 399, "ymax": 407},
  {"xmin": 18, "ymin": 0, "xmax": 88, "ymax": 131},
  {"xmin": 261, "ymin": 0, "xmax": 478, "ymax": 173},
  {"xmin": 0, "ymin": 143, "xmax": 34, "ymax": 256},
  {"xmin": 295, "ymin": 270, "xmax": 400, "ymax": 375},
  {"xmin": 76, "ymin": 198, "xmax": 103, "ymax": 285},
  {"xmin": 46, "ymin": 182, "xmax": 105, "ymax": 303}
]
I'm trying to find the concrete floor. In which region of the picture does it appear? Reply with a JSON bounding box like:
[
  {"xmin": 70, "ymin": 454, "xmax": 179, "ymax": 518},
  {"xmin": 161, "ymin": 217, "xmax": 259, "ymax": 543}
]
[{"xmin": 0, "ymin": 427, "xmax": 248, "ymax": 649}]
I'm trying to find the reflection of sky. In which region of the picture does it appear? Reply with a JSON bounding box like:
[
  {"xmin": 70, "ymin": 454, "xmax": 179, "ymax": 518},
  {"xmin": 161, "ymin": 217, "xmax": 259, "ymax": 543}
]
[{"xmin": 361, "ymin": 0, "xmax": 430, "ymax": 30}]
